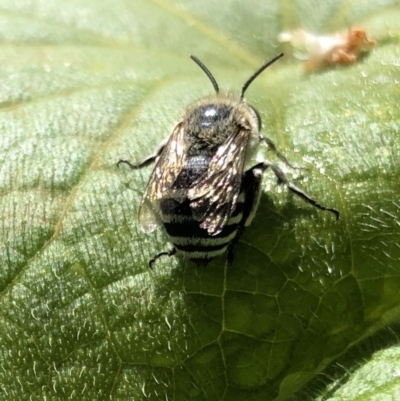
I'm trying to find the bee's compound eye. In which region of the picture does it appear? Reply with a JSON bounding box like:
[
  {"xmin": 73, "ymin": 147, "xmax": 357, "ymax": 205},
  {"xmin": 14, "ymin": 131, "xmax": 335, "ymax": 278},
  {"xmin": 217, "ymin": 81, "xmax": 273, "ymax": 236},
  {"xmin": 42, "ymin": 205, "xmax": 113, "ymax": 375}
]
[{"xmin": 248, "ymin": 105, "xmax": 262, "ymax": 131}]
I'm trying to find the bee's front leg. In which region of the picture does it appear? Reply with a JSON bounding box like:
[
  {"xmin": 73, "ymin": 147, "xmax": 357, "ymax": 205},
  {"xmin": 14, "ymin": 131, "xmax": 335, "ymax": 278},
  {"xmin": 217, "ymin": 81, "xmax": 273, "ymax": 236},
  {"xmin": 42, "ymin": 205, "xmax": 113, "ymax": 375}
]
[{"xmin": 117, "ymin": 144, "xmax": 165, "ymax": 170}]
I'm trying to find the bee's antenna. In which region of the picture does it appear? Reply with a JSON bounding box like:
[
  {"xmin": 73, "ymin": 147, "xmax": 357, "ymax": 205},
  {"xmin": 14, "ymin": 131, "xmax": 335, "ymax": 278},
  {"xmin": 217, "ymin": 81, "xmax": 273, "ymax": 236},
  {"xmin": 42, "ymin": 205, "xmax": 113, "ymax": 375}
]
[
  {"xmin": 190, "ymin": 55, "xmax": 219, "ymax": 94},
  {"xmin": 240, "ymin": 53, "xmax": 284, "ymax": 99}
]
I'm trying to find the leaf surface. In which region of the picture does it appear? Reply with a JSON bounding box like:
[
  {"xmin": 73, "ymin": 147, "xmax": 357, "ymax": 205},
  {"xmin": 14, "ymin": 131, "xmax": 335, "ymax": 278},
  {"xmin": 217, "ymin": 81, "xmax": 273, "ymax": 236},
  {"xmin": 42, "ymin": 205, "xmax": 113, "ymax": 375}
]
[{"xmin": 0, "ymin": 0, "xmax": 399, "ymax": 400}]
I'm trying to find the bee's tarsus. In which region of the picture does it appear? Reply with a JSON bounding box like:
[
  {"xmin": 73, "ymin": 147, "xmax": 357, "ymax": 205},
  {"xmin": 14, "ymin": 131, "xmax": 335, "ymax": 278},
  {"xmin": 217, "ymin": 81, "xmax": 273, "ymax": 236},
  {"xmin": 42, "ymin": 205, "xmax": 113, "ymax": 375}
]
[
  {"xmin": 118, "ymin": 146, "xmax": 165, "ymax": 170},
  {"xmin": 149, "ymin": 248, "xmax": 177, "ymax": 269},
  {"xmin": 286, "ymin": 181, "xmax": 340, "ymax": 220},
  {"xmin": 117, "ymin": 159, "xmax": 138, "ymax": 169}
]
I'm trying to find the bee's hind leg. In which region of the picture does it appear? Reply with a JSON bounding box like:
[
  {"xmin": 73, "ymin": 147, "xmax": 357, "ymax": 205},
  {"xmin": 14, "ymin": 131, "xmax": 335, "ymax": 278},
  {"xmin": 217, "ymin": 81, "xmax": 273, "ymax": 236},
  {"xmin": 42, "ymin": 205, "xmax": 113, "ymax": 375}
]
[
  {"xmin": 227, "ymin": 240, "xmax": 239, "ymax": 266},
  {"xmin": 149, "ymin": 247, "xmax": 177, "ymax": 269},
  {"xmin": 252, "ymin": 161, "xmax": 339, "ymax": 220},
  {"xmin": 117, "ymin": 144, "xmax": 165, "ymax": 170}
]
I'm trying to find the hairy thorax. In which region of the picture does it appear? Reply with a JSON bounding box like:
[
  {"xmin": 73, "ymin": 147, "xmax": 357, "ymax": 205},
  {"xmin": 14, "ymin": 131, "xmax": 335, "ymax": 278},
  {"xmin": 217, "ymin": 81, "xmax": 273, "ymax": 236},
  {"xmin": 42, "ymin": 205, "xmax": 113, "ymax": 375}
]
[{"xmin": 183, "ymin": 95, "xmax": 259, "ymax": 156}]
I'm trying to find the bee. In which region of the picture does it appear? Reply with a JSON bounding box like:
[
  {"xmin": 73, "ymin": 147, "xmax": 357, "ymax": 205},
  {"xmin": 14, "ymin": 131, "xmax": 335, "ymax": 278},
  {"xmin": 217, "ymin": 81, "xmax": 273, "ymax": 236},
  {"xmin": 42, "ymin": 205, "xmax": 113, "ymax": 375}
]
[{"xmin": 118, "ymin": 53, "xmax": 339, "ymax": 268}]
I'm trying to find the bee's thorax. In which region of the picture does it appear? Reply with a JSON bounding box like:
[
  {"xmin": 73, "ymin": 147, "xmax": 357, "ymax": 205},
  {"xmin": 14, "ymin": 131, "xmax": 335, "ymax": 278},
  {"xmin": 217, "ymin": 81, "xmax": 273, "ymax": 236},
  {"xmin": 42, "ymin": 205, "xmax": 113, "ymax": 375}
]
[{"xmin": 183, "ymin": 96, "xmax": 260, "ymax": 156}]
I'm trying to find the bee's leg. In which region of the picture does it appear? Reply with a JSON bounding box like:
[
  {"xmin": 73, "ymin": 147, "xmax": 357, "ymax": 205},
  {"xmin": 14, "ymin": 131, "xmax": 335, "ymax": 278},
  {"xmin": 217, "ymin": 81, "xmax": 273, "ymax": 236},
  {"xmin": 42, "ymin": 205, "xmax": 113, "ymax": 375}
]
[
  {"xmin": 241, "ymin": 165, "xmax": 265, "ymax": 227},
  {"xmin": 226, "ymin": 167, "xmax": 266, "ymax": 266},
  {"xmin": 149, "ymin": 247, "xmax": 177, "ymax": 269},
  {"xmin": 227, "ymin": 243, "xmax": 236, "ymax": 266},
  {"xmin": 250, "ymin": 161, "xmax": 339, "ymax": 219},
  {"xmin": 227, "ymin": 233, "xmax": 245, "ymax": 265},
  {"xmin": 117, "ymin": 144, "xmax": 165, "ymax": 170},
  {"xmin": 259, "ymin": 135, "xmax": 306, "ymax": 171}
]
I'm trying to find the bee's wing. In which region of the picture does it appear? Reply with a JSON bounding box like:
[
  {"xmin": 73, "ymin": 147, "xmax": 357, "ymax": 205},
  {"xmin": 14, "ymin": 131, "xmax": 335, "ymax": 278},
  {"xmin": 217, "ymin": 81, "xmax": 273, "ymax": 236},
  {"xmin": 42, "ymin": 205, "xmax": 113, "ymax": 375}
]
[
  {"xmin": 188, "ymin": 128, "xmax": 250, "ymax": 236},
  {"xmin": 138, "ymin": 122, "xmax": 186, "ymax": 233}
]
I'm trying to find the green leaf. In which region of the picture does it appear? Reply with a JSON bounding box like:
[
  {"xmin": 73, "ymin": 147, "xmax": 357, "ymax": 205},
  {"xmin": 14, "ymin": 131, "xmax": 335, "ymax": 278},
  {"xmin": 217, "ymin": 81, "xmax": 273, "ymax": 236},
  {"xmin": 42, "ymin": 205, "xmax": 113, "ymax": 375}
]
[
  {"xmin": 316, "ymin": 346, "xmax": 400, "ymax": 401},
  {"xmin": 0, "ymin": 0, "xmax": 399, "ymax": 400}
]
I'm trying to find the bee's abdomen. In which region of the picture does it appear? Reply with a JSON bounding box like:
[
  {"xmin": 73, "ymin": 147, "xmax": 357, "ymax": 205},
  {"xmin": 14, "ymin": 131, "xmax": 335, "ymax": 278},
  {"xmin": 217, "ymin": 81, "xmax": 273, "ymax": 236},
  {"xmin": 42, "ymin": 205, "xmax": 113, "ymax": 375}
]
[{"xmin": 159, "ymin": 196, "xmax": 244, "ymax": 261}]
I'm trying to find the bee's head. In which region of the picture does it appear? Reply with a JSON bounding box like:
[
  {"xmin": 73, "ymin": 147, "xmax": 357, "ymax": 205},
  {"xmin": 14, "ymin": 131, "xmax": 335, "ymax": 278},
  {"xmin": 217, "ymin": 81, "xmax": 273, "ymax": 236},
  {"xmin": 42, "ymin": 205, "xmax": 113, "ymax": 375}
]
[{"xmin": 189, "ymin": 54, "xmax": 283, "ymax": 133}]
